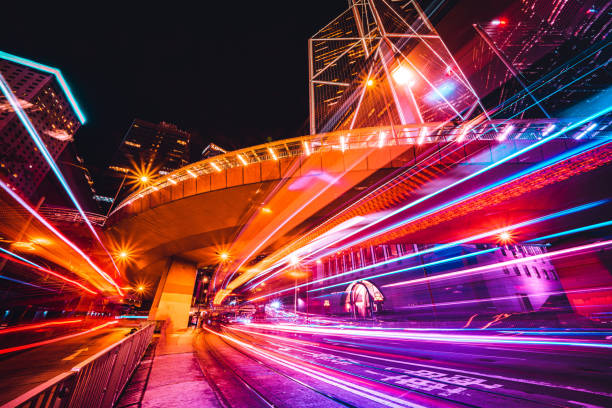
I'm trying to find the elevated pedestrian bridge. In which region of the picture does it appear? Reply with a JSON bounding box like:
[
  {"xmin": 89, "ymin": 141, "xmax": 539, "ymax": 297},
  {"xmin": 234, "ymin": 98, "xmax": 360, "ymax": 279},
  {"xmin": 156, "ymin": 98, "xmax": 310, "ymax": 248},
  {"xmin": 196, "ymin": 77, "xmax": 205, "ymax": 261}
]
[{"xmin": 104, "ymin": 119, "xmax": 608, "ymax": 328}]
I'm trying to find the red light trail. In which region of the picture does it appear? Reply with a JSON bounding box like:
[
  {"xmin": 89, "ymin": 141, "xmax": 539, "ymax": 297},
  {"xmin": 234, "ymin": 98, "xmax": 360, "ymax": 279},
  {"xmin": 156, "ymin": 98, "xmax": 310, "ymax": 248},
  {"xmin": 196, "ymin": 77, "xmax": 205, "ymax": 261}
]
[
  {"xmin": 0, "ymin": 180, "xmax": 123, "ymax": 295},
  {"xmin": 0, "ymin": 321, "xmax": 119, "ymax": 355},
  {"xmin": 0, "ymin": 319, "xmax": 83, "ymax": 335}
]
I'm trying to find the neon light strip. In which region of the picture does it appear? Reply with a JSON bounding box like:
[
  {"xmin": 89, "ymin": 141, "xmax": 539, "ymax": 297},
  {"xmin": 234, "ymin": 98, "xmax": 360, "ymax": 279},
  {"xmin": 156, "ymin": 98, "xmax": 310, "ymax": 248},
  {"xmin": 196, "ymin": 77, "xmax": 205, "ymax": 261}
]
[
  {"xmin": 0, "ymin": 180, "xmax": 119, "ymax": 293},
  {"xmin": 0, "ymin": 321, "xmax": 118, "ymax": 355},
  {"xmin": 383, "ymin": 239, "xmax": 612, "ymax": 288},
  {"xmin": 527, "ymin": 220, "xmax": 612, "ymax": 242},
  {"xmin": 0, "ymin": 50, "xmax": 86, "ymax": 124},
  {"xmin": 0, "ymin": 319, "xmax": 83, "ymax": 335},
  {"xmin": 0, "ymin": 74, "xmax": 123, "ymax": 291},
  {"xmin": 0, "ymin": 247, "xmax": 98, "ymax": 295}
]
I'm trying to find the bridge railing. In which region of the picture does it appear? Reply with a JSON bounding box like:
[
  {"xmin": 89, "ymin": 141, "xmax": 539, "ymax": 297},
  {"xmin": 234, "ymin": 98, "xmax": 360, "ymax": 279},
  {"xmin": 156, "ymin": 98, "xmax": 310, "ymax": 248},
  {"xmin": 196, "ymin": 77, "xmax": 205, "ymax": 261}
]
[
  {"xmin": 110, "ymin": 118, "xmax": 608, "ymax": 216},
  {"xmin": 1, "ymin": 322, "xmax": 155, "ymax": 408}
]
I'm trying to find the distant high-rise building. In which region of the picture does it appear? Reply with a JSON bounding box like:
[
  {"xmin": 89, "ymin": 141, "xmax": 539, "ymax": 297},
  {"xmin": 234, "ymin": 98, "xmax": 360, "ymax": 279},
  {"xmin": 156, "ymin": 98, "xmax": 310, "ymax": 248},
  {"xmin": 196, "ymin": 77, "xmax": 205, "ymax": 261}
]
[
  {"xmin": 308, "ymin": 0, "xmax": 484, "ymax": 134},
  {"xmin": 97, "ymin": 119, "xmax": 192, "ymax": 212},
  {"xmin": 0, "ymin": 51, "xmax": 85, "ymax": 198}
]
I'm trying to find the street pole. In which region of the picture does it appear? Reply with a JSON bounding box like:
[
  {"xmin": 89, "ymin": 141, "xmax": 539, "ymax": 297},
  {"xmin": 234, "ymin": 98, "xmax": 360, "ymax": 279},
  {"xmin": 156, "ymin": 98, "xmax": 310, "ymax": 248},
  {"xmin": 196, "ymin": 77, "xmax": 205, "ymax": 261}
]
[{"xmin": 105, "ymin": 172, "xmax": 128, "ymax": 217}]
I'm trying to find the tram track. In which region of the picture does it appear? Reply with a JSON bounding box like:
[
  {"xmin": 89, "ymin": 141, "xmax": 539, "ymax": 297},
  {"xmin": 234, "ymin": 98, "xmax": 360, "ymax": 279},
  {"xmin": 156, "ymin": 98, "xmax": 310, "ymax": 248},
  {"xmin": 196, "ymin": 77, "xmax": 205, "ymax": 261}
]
[
  {"xmin": 224, "ymin": 325, "xmax": 593, "ymax": 408},
  {"xmin": 196, "ymin": 330, "xmax": 276, "ymax": 408}
]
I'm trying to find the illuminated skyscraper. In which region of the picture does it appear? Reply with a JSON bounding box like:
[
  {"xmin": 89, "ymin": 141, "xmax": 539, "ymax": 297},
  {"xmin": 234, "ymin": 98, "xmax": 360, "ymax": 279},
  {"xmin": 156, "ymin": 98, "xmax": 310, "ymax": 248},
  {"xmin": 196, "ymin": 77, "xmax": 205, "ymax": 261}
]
[
  {"xmin": 98, "ymin": 119, "xmax": 192, "ymax": 210},
  {"xmin": 0, "ymin": 51, "xmax": 85, "ymax": 198},
  {"xmin": 308, "ymin": 0, "xmax": 485, "ymax": 134}
]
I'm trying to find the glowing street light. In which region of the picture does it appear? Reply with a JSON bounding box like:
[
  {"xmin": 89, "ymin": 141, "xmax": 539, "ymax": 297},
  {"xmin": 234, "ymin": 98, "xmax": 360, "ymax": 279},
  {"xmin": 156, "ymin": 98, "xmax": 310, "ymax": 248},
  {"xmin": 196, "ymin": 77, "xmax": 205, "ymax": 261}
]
[
  {"xmin": 139, "ymin": 175, "xmax": 149, "ymax": 183},
  {"xmin": 237, "ymin": 154, "xmax": 248, "ymax": 166},
  {"xmin": 137, "ymin": 285, "xmax": 145, "ymax": 292},
  {"xmin": 392, "ymin": 65, "xmax": 415, "ymax": 86},
  {"xmin": 267, "ymin": 147, "xmax": 278, "ymax": 161},
  {"xmin": 498, "ymin": 230, "xmax": 514, "ymax": 244},
  {"xmin": 366, "ymin": 79, "xmax": 374, "ymax": 87},
  {"xmin": 219, "ymin": 252, "xmax": 230, "ymax": 261}
]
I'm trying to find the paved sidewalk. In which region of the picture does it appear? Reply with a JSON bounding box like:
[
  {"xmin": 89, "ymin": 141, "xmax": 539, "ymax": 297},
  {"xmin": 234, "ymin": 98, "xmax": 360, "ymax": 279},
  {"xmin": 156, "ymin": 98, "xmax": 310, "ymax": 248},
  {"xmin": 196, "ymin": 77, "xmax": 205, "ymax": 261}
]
[{"xmin": 116, "ymin": 329, "xmax": 220, "ymax": 408}]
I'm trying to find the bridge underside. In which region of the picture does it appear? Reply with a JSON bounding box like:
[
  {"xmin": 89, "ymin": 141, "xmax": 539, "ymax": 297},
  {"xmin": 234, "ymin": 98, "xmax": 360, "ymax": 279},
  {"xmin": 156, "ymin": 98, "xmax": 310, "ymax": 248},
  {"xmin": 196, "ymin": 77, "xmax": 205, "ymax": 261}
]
[{"xmin": 105, "ymin": 138, "xmax": 611, "ymax": 326}]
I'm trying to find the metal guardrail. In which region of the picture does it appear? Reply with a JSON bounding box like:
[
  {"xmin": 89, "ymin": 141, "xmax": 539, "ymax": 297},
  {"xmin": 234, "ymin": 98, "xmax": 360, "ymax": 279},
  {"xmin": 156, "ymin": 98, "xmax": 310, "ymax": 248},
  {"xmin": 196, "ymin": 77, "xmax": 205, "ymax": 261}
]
[{"xmin": 1, "ymin": 322, "xmax": 155, "ymax": 408}]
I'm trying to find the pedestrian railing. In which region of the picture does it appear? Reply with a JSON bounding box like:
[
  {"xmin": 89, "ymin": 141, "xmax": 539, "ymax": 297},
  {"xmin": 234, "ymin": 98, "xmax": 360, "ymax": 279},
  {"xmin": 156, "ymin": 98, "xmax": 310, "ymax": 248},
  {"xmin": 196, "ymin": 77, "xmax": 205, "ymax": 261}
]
[{"xmin": 1, "ymin": 322, "xmax": 155, "ymax": 408}]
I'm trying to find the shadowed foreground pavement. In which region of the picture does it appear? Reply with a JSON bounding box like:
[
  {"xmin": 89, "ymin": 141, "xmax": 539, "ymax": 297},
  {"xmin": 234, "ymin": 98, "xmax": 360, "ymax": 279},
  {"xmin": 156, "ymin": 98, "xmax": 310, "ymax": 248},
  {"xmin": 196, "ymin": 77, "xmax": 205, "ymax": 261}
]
[
  {"xmin": 116, "ymin": 330, "xmax": 219, "ymax": 408},
  {"xmin": 116, "ymin": 325, "xmax": 612, "ymax": 408}
]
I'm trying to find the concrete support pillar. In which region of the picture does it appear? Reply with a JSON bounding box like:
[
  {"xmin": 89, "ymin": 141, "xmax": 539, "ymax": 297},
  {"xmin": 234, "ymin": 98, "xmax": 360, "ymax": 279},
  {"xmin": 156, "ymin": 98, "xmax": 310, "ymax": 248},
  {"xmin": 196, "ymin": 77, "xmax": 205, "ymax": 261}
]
[{"xmin": 149, "ymin": 257, "xmax": 197, "ymax": 331}]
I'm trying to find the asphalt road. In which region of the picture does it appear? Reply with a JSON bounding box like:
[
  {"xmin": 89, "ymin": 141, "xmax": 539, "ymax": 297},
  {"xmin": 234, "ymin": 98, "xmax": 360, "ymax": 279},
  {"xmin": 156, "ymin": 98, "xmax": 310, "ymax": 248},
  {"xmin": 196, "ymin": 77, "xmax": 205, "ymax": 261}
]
[
  {"xmin": 0, "ymin": 326, "xmax": 132, "ymax": 405},
  {"xmin": 198, "ymin": 324, "xmax": 612, "ymax": 408}
]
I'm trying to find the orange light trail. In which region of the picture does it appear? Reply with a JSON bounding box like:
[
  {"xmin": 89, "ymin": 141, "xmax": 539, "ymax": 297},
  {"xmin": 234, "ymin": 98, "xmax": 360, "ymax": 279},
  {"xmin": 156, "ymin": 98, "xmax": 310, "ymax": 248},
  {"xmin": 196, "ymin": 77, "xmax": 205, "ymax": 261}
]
[{"xmin": 0, "ymin": 249, "xmax": 98, "ymax": 295}]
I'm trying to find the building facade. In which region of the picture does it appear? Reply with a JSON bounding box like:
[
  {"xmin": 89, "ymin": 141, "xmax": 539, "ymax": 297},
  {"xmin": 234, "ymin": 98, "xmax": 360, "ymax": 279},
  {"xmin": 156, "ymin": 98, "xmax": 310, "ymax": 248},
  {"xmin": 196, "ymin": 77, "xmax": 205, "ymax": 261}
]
[
  {"xmin": 305, "ymin": 242, "xmax": 565, "ymax": 326},
  {"xmin": 0, "ymin": 55, "xmax": 83, "ymax": 198},
  {"xmin": 97, "ymin": 119, "xmax": 192, "ymax": 210}
]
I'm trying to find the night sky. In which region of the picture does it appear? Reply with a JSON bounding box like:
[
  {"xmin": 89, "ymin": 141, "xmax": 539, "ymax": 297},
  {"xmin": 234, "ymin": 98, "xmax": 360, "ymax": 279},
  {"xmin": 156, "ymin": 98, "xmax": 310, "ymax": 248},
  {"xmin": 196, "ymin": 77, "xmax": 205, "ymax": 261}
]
[
  {"xmin": 1, "ymin": 2, "xmax": 347, "ymax": 172},
  {"xmin": 1, "ymin": 1, "xmax": 505, "ymax": 175}
]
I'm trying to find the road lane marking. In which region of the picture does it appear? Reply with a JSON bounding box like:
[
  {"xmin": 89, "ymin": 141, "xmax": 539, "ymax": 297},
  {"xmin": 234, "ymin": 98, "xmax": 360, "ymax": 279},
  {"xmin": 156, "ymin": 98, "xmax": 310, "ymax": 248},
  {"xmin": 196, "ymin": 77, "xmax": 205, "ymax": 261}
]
[
  {"xmin": 62, "ymin": 347, "xmax": 88, "ymax": 361},
  {"xmin": 313, "ymin": 346, "xmax": 612, "ymax": 398}
]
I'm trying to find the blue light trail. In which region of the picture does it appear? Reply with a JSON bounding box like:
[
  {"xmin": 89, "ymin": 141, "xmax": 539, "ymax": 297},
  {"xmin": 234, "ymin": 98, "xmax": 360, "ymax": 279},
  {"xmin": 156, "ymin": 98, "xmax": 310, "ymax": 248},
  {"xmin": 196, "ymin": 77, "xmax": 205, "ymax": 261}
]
[{"xmin": 0, "ymin": 50, "xmax": 86, "ymax": 124}]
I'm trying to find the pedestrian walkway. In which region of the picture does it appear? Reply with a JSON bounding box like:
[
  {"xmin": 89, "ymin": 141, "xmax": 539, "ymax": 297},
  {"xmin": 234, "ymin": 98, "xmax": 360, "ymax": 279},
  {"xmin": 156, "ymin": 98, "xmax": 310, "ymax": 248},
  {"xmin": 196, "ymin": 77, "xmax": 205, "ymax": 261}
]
[{"xmin": 116, "ymin": 328, "xmax": 220, "ymax": 408}]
